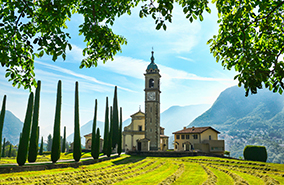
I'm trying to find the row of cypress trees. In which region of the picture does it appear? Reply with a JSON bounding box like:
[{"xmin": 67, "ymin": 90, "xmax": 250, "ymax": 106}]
[{"xmin": 0, "ymin": 81, "xmax": 123, "ymax": 165}]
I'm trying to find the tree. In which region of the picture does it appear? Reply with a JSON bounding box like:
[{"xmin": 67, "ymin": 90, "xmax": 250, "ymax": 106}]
[
  {"xmin": 73, "ymin": 81, "xmax": 81, "ymax": 162},
  {"xmin": 51, "ymin": 80, "xmax": 62, "ymax": 163},
  {"xmin": 93, "ymin": 128, "xmax": 100, "ymax": 160},
  {"xmin": 91, "ymin": 99, "xmax": 98, "ymax": 159},
  {"xmin": 47, "ymin": 134, "xmax": 53, "ymax": 151},
  {"xmin": 118, "ymin": 107, "xmax": 122, "ymax": 156},
  {"xmin": 28, "ymin": 80, "xmax": 41, "ymax": 163},
  {"xmin": 8, "ymin": 144, "xmax": 12, "ymax": 157},
  {"xmin": 2, "ymin": 1, "xmax": 284, "ymax": 95},
  {"xmin": 62, "ymin": 126, "xmax": 66, "ymax": 153},
  {"xmin": 39, "ymin": 136, "xmax": 44, "ymax": 155},
  {"xmin": 1, "ymin": 138, "xmax": 5, "ymax": 157},
  {"xmin": 106, "ymin": 106, "xmax": 113, "ymax": 158},
  {"xmin": 0, "ymin": 95, "xmax": 6, "ymax": 159},
  {"xmin": 112, "ymin": 86, "xmax": 119, "ymax": 149},
  {"xmin": 17, "ymin": 92, "xmax": 34, "ymax": 166},
  {"xmin": 103, "ymin": 97, "xmax": 109, "ymax": 155}
]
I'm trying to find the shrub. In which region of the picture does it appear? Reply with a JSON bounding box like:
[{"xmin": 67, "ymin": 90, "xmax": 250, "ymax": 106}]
[{"xmin": 243, "ymin": 145, "xmax": 267, "ymax": 162}]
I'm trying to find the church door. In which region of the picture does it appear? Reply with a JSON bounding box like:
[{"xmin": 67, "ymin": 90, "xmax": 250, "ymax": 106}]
[
  {"xmin": 138, "ymin": 142, "xmax": 141, "ymax": 151},
  {"xmin": 186, "ymin": 144, "xmax": 190, "ymax": 151}
]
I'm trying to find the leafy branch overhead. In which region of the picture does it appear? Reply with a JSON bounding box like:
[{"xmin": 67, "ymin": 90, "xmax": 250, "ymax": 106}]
[{"xmin": 1, "ymin": 0, "xmax": 284, "ymax": 95}]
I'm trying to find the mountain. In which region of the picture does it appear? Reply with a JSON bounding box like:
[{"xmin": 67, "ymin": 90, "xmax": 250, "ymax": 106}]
[
  {"xmin": 188, "ymin": 85, "xmax": 284, "ymax": 163},
  {"xmin": 189, "ymin": 85, "xmax": 284, "ymax": 130},
  {"xmin": 1, "ymin": 110, "xmax": 23, "ymax": 145}
]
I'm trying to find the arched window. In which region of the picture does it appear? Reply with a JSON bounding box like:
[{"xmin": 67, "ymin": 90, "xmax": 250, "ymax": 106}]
[{"xmin": 149, "ymin": 79, "xmax": 154, "ymax": 88}]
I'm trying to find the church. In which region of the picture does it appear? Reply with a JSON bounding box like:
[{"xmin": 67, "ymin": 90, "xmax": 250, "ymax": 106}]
[{"xmin": 122, "ymin": 51, "xmax": 169, "ymax": 152}]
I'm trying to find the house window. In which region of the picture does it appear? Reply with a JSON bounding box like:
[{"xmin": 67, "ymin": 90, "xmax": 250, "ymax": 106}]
[
  {"xmin": 193, "ymin": 134, "xmax": 198, "ymax": 139},
  {"xmin": 138, "ymin": 125, "xmax": 142, "ymax": 131},
  {"xmin": 181, "ymin": 135, "xmax": 185, "ymax": 139},
  {"xmin": 176, "ymin": 135, "xmax": 180, "ymax": 139},
  {"xmin": 175, "ymin": 145, "xmax": 177, "ymax": 149},
  {"xmin": 209, "ymin": 135, "xmax": 211, "ymax": 140},
  {"xmin": 186, "ymin": 135, "xmax": 189, "ymax": 139}
]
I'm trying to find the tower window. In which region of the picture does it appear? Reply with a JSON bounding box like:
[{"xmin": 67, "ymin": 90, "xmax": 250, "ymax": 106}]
[
  {"xmin": 209, "ymin": 135, "xmax": 211, "ymax": 140},
  {"xmin": 149, "ymin": 79, "xmax": 154, "ymax": 88},
  {"xmin": 138, "ymin": 125, "xmax": 142, "ymax": 131}
]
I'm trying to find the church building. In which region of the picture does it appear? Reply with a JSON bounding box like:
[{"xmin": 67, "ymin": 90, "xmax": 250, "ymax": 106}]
[{"xmin": 122, "ymin": 51, "xmax": 169, "ymax": 151}]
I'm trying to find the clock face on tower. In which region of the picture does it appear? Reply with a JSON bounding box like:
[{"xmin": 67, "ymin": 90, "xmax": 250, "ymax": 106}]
[{"xmin": 147, "ymin": 92, "xmax": 156, "ymax": 101}]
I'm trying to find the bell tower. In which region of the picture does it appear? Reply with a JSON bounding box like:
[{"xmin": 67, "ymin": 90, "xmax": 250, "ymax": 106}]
[{"xmin": 144, "ymin": 51, "xmax": 161, "ymax": 150}]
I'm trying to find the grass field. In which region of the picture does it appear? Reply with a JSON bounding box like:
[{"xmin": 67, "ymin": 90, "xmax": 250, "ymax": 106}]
[{"xmin": 0, "ymin": 155, "xmax": 283, "ymax": 184}]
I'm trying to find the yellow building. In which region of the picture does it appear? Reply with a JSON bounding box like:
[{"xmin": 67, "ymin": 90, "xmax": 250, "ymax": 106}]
[
  {"xmin": 173, "ymin": 126, "xmax": 224, "ymax": 155},
  {"xmin": 84, "ymin": 133, "xmax": 104, "ymax": 152},
  {"xmin": 122, "ymin": 110, "xmax": 168, "ymax": 152}
]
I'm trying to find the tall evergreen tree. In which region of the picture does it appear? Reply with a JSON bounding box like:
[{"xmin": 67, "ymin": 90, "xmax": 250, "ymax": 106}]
[
  {"xmin": 91, "ymin": 99, "xmax": 97, "ymax": 159},
  {"xmin": 51, "ymin": 80, "xmax": 62, "ymax": 163},
  {"xmin": 118, "ymin": 107, "xmax": 122, "ymax": 156},
  {"xmin": 103, "ymin": 97, "xmax": 109, "ymax": 154},
  {"xmin": 47, "ymin": 134, "xmax": 52, "ymax": 151},
  {"xmin": 112, "ymin": 86, "xmax": 119, "ymax": 149},
  {"xmin": 107, "ymin": 106, "xmax": 113, "ymax": 157},
  {"xmin": 39, "ymin": 136, "xmax": 44, "ymax": 155},
  {"xmin": 73, "ymin": 81, "xmax": 81, "ymax": 162},
  {"xmin": 28, "ymin": 80, "xmax": 41, "ymax": 162},
  {"xmin": 93, "ymin": 128, "xmax": 100, "ymax": 160},
  {"xmin": 1, "ymin": 138, "xmax": 5, "ymax": 157},
  {"xmin": 62, "ymin": 126, "xmax": 66, "ymax": 153},
  {"xmin": 8, "ymin": 144, "xmax": 12, "ymax": 157},
  {"xmin": 17, "ymin": 92, "xmax": 34, "ymax": 166},
  {"xmin": 0, "ymin": 95, "xmax": 6, "ymax": 159}
]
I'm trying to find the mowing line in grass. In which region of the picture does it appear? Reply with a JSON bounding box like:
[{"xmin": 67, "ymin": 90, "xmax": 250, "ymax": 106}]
[{"xmin": 207, "ymin": 166, "xmax": 234, "ymax": 185}]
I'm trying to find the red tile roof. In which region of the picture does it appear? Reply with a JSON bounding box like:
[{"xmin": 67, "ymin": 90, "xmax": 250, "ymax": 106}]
[
  {"xmin": 160, "ymin": 135, "xmax": 169, "ymax": 138},
  {"xmin": 172, "ymin": 126, "xmax": 220, "ymax": 134}
]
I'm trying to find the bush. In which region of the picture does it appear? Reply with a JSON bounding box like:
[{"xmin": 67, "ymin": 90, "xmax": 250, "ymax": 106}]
[{"xmin": 243, "ymin": 145, "xmax": 267, "ymax": 162}]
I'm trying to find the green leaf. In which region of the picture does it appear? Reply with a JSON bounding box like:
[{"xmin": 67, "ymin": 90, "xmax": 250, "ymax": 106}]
[{"xmin": 199, "ymin": 15, "xmax": 203, "ymax": 21}]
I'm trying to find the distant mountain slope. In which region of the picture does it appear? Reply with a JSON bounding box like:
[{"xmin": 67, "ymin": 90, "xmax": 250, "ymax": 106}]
[
  {"xmin": 189, "ymin": 86, "xmax": 284, "ymax": 130},
  {"xmin": 1, "ymin": 110, "xmax": 23, "ymax": 145},
  {"xmin": 161, "ymin": 104, "xmax": 210, "ymax": 136}
]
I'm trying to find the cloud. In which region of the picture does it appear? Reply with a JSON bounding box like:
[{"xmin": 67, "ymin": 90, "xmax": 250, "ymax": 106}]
[
  {"xmin": 177, "ymin": 56, "xmax": 194, "ymax": 62},
  {"xmin": 101, "ymin": 55, "xmax": 233, "ymax": 83},
  {"xmin": 35, "ymin": 60, "xmax": 135, "ymax": 92}
]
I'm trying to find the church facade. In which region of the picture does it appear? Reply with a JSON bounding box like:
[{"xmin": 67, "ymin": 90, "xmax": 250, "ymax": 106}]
[{"xmin": 122, "ymin": 51, "xmax": 168, "ymax": 151}]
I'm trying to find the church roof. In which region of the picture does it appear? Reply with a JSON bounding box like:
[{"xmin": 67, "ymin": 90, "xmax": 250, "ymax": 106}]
[
  {"xmin": 146, "ymin": 51, "xmax": 159, "ymax": 72},
  {"xmin": 172, "ymin": 126, "xmax": 220, "ymax": 134}
]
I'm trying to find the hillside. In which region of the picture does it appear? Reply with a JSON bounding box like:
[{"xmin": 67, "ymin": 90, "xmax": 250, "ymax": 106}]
[
  {"xmin": 1, "ymin": 110, "xmax": 23, "ymax": 145},
  {"xmin": 189, "ymin": 85, "xmax": 284, "ymax": 163}
]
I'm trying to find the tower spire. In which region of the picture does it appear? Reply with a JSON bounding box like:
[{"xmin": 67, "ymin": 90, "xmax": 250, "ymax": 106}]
[{"xmin": 151, "ymin": 47, "xmax": 154, "ymax": 63}]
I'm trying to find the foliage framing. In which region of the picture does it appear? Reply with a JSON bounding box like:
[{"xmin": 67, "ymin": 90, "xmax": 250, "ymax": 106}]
[
  {"xmin": 0, "ymin": 95, "xmax": 6, "ymax": 159},
  {"xmin": 73, "ymin": 81, "xmax": 81, "ymax": 162},
  {"xmin": 17, "ymin": 92, "xmax": 34, "ymax": 166},
  {"xmin": 51, "ymin": 80, "xmax": 62, "ymax": 163},
  {"xmin": 28, "ymin": 80, "xmax": 41, "ymax": 162}
]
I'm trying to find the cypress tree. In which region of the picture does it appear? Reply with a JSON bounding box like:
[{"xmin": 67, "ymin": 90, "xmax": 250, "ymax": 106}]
[
  {"xmin": 1, "ymin": 138, "xmax": 5, "ymax": 157},
  {"xmin": 112, "ymin": 86, "xmax": 119, "ymax": 149},
  {"xmin": 28, "ymin": 80, "xmax": 41, "ymax": 162},
  {"xmin": 8, "ymin": 144, "xmax": 12, "ymax": 157},
  {"xmin": 39, "ymin": 136, "xmax": 43, "ymax": 155},
  {"xmin": 91, "ymin": 99, "xmax": 97, "ymax": 159},
  {"xmin": 62, "ymin": 126, "xmax": 66, "ymax": 153},
  {"xmin": 107, "ymin": 106, "xmax": 113, "ymax": 157},
  {"xmin": 93, "ymin": 128, "xmax": 100, "ymax": 160},
  {"xmin": 17, "ymin": 92, "xmax": 34, "ymax": 166},
  {"xmin": 118, "ymin": 107, "xmax": 122, "ymax": 156},
  {"xmin": 73, "ymin": 81, "xmax": 81, "ymax": 162},
  {"xmin": 0, "ymin": 95, "xmax": 7, "ymax": 159},
  {"xmin": 103, "ymin": 97, "xmax": 109, "ymax": 154},
  {"xmin": 51, "ymin": 80, "xmax": 62, "ymax": 163}
]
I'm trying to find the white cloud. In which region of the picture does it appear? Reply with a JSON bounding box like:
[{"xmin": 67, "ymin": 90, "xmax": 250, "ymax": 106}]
[
  {"xmin": 177, "ymin": 56, "xmax": 194, "ymax": 62},
  {"xmin": 35, "ymin": 60, "xmax": 135, "ymax": 92}
]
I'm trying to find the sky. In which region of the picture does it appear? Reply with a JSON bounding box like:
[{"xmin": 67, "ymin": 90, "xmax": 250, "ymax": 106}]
[{"xmin": 0, "ymin": 3, "xmax": 238, "ymax": 140}]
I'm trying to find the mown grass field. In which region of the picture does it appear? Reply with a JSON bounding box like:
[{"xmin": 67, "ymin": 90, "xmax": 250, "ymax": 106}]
[{"xmin": 0, "ymin": 154, "xmax": 283, "ymax": 184}]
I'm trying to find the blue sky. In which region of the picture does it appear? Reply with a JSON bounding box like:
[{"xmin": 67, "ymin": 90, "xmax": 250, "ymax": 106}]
[{"xmin": 0, "ymin": 3, "xmax": 238, "ymax": 139}]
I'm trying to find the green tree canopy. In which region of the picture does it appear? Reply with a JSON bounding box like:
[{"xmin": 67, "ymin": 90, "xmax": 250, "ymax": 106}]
[{"xmin": 1, "ymin": 0, "xmax": 283, "ymax": 95}]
